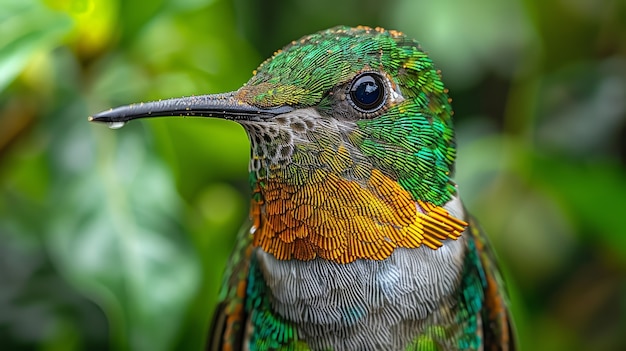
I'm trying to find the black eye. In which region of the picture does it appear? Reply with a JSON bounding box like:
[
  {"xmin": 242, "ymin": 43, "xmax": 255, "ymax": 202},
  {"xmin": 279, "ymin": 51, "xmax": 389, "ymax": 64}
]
[{"xmin": 348, "ymin": 72, "xmax": 387, "ymax": 113}]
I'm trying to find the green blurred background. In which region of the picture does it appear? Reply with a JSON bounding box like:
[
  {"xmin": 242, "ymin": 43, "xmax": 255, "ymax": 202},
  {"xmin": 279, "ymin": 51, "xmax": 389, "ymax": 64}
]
[{"xmin": 1, "ymin": 0, "xmax": 625, "ymax": 350}]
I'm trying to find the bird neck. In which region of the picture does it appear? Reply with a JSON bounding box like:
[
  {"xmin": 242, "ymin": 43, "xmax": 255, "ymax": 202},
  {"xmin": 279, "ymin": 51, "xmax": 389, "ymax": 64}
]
[
  {"xmin": 248, "ymin": 166, "xmax": 467, "ymax": 264},
  {"xmin": 241, "ymin": 108, "xmax": 466, "ymax": 264}
]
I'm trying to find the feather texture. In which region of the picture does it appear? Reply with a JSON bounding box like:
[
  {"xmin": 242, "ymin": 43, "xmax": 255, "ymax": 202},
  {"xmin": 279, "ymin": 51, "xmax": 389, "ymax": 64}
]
[{"xmin": 201, "ymin": 25, "xmax": 515, "ymax": 350}]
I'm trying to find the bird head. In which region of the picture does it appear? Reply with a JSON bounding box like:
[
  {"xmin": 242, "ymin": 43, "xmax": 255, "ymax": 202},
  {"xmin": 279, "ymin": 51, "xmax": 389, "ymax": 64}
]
[{"xmin": 91, "ymin": 26, "xmax": 466, "ymax": 263}]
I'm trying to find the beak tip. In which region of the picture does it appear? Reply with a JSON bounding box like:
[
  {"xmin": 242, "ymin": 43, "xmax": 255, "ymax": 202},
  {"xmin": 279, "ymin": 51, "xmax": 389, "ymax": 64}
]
[
  {"xmin": 89, "ymin": 110, "xmax": 118, "ymax": 123},
  {"xmin": 88, "ymin": 112, "xmax": 118, "ymax": 125}
]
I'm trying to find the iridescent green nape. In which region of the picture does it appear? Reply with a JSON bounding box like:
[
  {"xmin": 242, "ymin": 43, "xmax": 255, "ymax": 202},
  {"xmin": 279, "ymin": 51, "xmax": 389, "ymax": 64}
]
[
  {"xmin": 355, "ymin": 99, "xmax": 456, "ymax": 206},
  {"xmin": 357, "ymin": 42, "xmax": 457, "ymax": 206}
]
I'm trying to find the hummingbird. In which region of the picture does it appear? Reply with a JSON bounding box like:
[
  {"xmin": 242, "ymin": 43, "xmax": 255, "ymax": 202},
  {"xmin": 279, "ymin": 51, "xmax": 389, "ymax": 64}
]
[{"xmin": 90, "ymin": 26, "xmax": 514, "ymax": 351}]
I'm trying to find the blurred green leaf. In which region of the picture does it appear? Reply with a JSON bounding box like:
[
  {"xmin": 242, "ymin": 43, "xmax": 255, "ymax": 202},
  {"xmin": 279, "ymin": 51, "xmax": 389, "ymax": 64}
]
[
  {"xmin": 392, "ymin": 0, "xmax": 537, "ymax": 88},
  {"xmin": 48, "ymin": 129, "xmax": 200, "ymax": 351},
  {"xmin": 0, "ymin": 0, "xmax": 72, "ymax": 93},
  {"xmin": 532, "ymin": 155, "xmax": 626, "ymax": 258}
]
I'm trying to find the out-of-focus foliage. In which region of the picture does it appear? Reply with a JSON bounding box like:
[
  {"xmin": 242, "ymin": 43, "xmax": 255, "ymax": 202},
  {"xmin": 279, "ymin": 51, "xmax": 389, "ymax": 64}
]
[{"xmin": 1, "ymin": 0, "xmax": 624, "ymax": 350}]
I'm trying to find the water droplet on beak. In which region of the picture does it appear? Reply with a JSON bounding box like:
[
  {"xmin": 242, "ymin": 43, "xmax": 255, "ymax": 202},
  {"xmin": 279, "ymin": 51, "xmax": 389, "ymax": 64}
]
[{"xmin": 107, "ymin": 121, "xmax": 126, "ymax": 129}]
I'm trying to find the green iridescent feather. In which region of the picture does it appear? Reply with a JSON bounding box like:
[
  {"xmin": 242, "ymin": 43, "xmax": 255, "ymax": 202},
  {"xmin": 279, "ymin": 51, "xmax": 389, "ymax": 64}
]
[
  {"xmin": 403, "ymin": 215, "xmax": 510, "ymax": 351},
  {"xmin": 245, "ymin": 256, "xmax": 310, "ymax": 351}
]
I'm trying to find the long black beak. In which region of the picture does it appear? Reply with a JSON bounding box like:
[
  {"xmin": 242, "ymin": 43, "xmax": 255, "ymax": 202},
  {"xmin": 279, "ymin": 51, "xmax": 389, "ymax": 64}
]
[{"xmin": 89, "ymin": 92, "xmax": 294, "ymax": 126}]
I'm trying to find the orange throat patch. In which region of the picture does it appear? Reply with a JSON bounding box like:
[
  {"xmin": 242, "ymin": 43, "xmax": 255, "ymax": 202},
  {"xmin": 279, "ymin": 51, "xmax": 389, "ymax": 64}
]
[{"xmin": 250, "ymin": 169, "xmax": 468, "ymax": 264}]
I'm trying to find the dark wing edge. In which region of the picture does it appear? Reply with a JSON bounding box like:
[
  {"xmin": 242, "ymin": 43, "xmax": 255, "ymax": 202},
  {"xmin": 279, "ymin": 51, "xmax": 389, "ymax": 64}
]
[
  {"xmin": 206, "ymin": 224, "xmax": 254, "ymax": 351},
  {"xmin": 207, "ymin": 301, "xmax": 229, "ymax": 351},
  {"xmin": 468, "ymin": 216, "xmax": 516, "ymax": 351}
]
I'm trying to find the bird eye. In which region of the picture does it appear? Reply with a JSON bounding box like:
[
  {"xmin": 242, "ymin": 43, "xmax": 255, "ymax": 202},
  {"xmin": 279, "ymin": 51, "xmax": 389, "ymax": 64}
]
[{"xmin": 348, "ymin": 72, "xmax": 387, "ymax": 113}]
